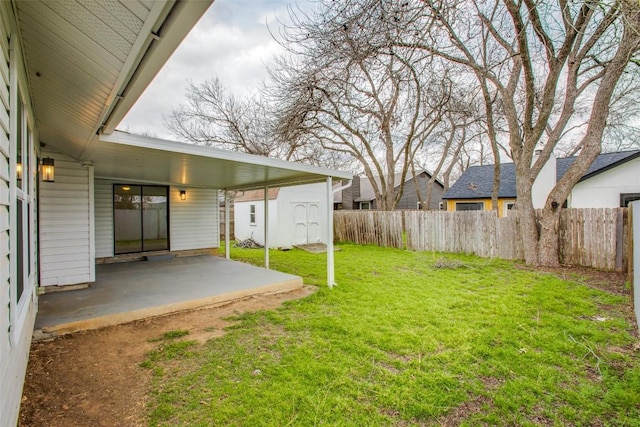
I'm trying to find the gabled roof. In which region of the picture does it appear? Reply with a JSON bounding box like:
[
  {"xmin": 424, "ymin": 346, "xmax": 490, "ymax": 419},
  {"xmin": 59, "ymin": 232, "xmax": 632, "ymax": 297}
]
[
  {"xmin": 442, "ymin": 163, "xmax": 517, "ymax": 200},
  {"xmin": 356, "ymin": 170, "xmax": 443, "ymax": 202},
  {"xmin": 443, "ymin": 150, "xmax": 640, "ymax": 200},
  {"xmin": 556, "ymin": 150, "xmax": 640, "ymax": 182}
]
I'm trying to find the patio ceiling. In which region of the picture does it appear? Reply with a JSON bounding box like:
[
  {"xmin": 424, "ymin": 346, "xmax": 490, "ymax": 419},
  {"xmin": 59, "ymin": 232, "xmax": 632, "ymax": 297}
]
[
  {"xmin": 93, "ymin": 131, "xmax": 352, "ymax": 190},
  {"xmin": 15, "ymin": 0, "xmax": 211, "ymax": 159}
]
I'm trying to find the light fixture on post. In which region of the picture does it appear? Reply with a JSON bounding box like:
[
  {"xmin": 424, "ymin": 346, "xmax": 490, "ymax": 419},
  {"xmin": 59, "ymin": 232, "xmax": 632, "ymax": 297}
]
[
  {"xmin": 41, "ymin": 157, "xmax": 55, "ymax": 182},
  {"xmin": 180, "ymin": 190, "xmax": 187, "ymax": 201}
]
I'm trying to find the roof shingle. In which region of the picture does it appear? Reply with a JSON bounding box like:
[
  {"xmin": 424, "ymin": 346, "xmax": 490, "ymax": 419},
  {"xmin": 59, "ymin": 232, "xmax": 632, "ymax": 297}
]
[{"xmin": 443, "ymin": 150, "xmax": 640, "ymax": 199}]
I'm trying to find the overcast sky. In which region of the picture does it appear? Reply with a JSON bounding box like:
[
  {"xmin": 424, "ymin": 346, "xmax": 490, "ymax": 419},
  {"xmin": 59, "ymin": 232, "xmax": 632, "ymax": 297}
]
[{"xmin": 119, "ymin": 0, "xmax": 303, "ymax": 139}]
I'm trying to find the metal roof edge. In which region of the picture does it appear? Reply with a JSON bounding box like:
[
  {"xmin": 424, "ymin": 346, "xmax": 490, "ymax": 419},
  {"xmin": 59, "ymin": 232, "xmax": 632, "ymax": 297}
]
[
  {"xmin": 100, "ymin": 0, "xmax": 213, "ymax": 136},
  {"xmin": 99, "ymin": 131, "xmax": 353, "ymax": 180},
  {"xmin": 578, "ymin": 150, "xmax": 640, "ymax": 182}
]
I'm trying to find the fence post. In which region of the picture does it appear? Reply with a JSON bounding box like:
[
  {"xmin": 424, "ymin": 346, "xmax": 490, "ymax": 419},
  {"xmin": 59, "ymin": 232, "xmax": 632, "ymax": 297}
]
[{"xmin": 629, "ymin": 201, "xmax": 638, "ymax": 329}]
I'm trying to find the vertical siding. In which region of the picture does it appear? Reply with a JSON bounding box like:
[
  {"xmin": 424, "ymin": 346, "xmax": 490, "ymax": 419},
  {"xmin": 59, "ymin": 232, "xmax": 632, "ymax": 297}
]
[
  {"xmin": 94, "ymin": 179, "xmax": 114, "ymax": 258},
  {"xmin": 397, "ymin": 173, "xmax": 445, "ymax": 210},
  {"xmin": 170, "ymin": 187, "xmax": 218, "ymax": 251},
  {"xmin": 39, "ymin": 154, "xmax": 92, "ymax": 286}
]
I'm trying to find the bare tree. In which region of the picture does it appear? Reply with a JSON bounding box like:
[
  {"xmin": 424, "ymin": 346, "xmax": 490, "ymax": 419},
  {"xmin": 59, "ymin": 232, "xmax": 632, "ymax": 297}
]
[
  {"xmin": 165, "ymin": 78, "xmax": 349, "ymax": 167},
  {"xmin": 325, "ymin": 0, "xmax": 640, "ymax": 265},
  {"xmin": 427, "ymin": 1, "xmax": 640, "ymax": 265},
  {"xmin": 271, "ymin": 5, "xmax": 463, "ymax": 210}
]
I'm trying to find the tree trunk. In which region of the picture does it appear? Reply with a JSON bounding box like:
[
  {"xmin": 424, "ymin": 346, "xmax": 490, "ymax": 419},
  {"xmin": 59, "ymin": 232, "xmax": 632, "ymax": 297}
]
[
  {"xmin": 514, "ymin": 163, "xmax": 539, "ymax": 265},
  {"xmin": 538, "ymin": 208, "xmax": 561, "ymax": 267}
]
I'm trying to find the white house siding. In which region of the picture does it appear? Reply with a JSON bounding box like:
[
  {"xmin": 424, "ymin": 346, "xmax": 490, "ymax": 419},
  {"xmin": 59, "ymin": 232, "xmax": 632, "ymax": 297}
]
[
  {"xmin": 234, "ymin": 183, "xmax": 328, "ymax": 248},
  {"xmin": 570, "ymin": 157, "xmax": 640, "ymax": 208},
  {"xmin": 234, "ymin": 199, "xmax": 278, "ymax": 247},
  {"xmin": 95, "ymin": 183, "xmax": 219, "ymax": 256},
  {"xmin": 169, "ymin": 187, "xmax": 219, "ymax": 251},
  {"xmin": 276, "ymin": 183, "xmax": 326, "ymax": 247},
  {"xmin": 94, "ymin": 179, "xmax": 114, "ymax": 258},
  {"xmin": 1, "ymin": 4, "xmax": 39, "ymax": 425},
  {"xmin": 39, "ymin": 153, "xmax": 93, "ymax": 286}
]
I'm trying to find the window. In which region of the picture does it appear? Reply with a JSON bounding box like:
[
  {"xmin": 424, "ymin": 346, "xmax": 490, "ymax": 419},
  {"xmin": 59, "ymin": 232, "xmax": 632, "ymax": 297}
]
[
  {"xmin": 360, "ymin": 201, "xmax": 371, "ymax": 210},
  {"xmin": 114, "ymin": 185, "xmax": 169, "ymax": 254},
  {"xmin": 14, "ymin": 93, "xmax": 32, "ymax": 307},
  {"xmin": 620, "ymin": 193, "xmax": 640, "ymax": 207},
  {"xmin": 438, "ymin": 201, "xmax": 444, "ymax": 210},
  {"xmin": 506, "ymin": 202, "xmax": 515, "ymax": 210},
  {"xmin": 417, "ymin": 202, "xmax": 424, "ymax": 210},
  {"xmin": 249, "ymin": 204, "xmax": 256, "ymax": 224},
  {"xmin": 455, "ymin": 202, "xmax": 484, "ymax": 211}
]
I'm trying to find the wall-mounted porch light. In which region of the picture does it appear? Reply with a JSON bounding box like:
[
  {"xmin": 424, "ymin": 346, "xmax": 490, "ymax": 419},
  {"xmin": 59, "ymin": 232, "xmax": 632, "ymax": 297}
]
[
  {"xmin": 16, "ymin": 162, "xmax": 22, "ymax": 181},
  {"xmin": 180, "ymin": 190, "xmax": 187, "ymax": 201},
  {"xmin": 41, "ymin": 157, "xmax": 55, "ymax": 182}
]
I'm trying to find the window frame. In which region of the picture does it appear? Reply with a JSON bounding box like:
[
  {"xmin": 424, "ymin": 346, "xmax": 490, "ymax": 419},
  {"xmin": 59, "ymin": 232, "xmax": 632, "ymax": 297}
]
[
  {"xmin": 9, "ymin": 35, "xmax": 38, "ymax": 344},
  {"xmin": 360, "ymin": 201, "xmax": 371, "ymax": 210},
  {"xmin": 249, "ymin": 204, "xmax": 256, "ymax": 225},
  {"xmin": 620, "ymin": 193, "xmax": 640, "ymax": 207},
  {"xmin": 455, "ymin": 201, "xmax": 484, "ymax": 211}
]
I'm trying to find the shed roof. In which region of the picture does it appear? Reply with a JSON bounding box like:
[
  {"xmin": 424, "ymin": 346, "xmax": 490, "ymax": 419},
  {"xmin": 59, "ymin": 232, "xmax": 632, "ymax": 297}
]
[
  {"xmin": 443, "ymin": 150, "xmax": 640, "ymax": 200},
  {"xmin": 235, "ymin": 188, "xmax": 281, "ymax": 202}
]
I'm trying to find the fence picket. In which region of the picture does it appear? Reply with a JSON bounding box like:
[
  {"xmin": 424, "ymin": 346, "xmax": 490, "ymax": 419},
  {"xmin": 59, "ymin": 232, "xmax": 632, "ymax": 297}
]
[{"xmin": 334, "ymin": 208, "xmax": 628, "ymax": 272}]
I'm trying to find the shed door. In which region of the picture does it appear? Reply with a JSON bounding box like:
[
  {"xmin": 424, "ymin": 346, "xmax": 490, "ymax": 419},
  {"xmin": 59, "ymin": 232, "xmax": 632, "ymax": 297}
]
[{"xmin": 292, "ymin": 202, "xmax": 322, "ymax": 245}]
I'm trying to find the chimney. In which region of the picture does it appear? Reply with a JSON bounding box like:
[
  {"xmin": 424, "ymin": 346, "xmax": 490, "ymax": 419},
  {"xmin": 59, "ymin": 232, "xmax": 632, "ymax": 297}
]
[
  {"xmin": 343, "ymin": 175, "xmax": 360, "ymax": 209},
  {"xmin": 531, "ymin": 149, "xmax": 556, "ymax": 209}
]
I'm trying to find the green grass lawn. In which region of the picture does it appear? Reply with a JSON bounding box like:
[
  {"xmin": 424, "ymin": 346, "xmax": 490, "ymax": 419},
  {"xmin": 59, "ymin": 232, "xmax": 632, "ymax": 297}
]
[{"xmin": 143, "ymin": 244, "xmax": 640, "ymax": 426}]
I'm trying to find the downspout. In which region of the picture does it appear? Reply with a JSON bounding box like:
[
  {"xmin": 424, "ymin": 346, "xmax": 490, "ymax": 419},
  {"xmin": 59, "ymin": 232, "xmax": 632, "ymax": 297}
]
[{"xmin": 327, "ymin": 179, "xmax": 352, "ymax": 288}]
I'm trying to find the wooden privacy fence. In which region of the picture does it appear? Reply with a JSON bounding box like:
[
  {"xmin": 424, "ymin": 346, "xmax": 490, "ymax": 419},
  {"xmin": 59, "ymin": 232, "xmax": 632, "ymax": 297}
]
[
  {"xmin": 334, "ymin": 211, "xmax": 404, "ymax": 248},
  {"xmin": 404, "ymin": 210, "xmax": 524, "ymax": 260},
  {"xmin": 558, "ymin": 208, "xmax": 627, "ymax": 272},
  {"xmin": 334, "ymin": 208, "xmax": 629, "ymax": 272},
  {"xmin": 219, "ymin": 206, "xmax": 235, "ymax": 240}
]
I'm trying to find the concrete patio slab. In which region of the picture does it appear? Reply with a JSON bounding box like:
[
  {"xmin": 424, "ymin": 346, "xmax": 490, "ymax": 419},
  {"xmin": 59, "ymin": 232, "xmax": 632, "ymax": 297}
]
[{"xmin": 34, "ymin": 255, "xmax": 302, "ymax": 339}]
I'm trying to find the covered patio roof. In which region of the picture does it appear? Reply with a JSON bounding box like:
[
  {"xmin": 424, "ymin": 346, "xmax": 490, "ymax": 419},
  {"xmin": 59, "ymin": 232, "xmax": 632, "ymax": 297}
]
[{"xmin": 92, "ymin": 131, "xmax": 352, "ymax": 190}]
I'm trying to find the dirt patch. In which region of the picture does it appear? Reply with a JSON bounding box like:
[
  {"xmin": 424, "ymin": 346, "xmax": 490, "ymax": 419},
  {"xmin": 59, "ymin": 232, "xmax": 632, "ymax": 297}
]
[
  {"xmin": 516, "ymin": 264, "xmax": 628, "ymax": 295},
  {"xmin": 437, "ymin": 395, "xmax": 492, "ymax": 427},
  {"xmin": 19, "ymin": 286, "xmax": 316, "ymax": 427}
]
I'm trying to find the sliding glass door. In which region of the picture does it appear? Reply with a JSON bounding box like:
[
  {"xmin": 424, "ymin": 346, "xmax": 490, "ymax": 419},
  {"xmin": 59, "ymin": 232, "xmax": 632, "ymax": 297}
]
[{"xmin": 114, "ymin": 185, "xmax": 169, "ymax": 254}]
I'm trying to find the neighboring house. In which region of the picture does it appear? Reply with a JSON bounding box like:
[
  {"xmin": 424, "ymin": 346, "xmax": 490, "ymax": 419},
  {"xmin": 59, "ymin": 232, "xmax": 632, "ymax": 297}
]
[
  {"xmin": 0, "ymin": 2, "xmax": 350, "ymax": 426},
  {"xmin": 443, "ymin": 150, "xmax": 640, "ymax": 216},
  {"xmin": 234, "ymin": 183, "xmax": 329, "ymax": 248},
  {"xmin": 337, "ymin": 171, "xmax": 445, "ymax": 210}
]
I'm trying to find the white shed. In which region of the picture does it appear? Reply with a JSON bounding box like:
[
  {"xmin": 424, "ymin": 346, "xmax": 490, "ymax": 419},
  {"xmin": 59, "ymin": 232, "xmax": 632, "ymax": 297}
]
[{"xmin": 234, "ymin": 183, "xmax": 329, "ymax": 248}]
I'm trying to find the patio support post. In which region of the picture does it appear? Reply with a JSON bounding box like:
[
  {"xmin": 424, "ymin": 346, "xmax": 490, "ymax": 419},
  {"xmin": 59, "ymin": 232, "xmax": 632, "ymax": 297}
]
[
  {"xmin": 327, "ymin": 176, "xmax": 335, "ymax": 288},
  {"xmin": 225, "ymin": 191, "xmax": 231, "ymax": 259},
  {"xmin": 264, "ymin": 186, "xmax": 270, "ymax": 269}
]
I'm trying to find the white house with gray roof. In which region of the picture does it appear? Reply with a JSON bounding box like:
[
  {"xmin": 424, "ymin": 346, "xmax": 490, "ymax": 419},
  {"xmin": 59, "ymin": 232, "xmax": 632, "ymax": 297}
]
[{"xmin": 443, "ymin": 150, "xmax": 640, "ymax": 216}]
